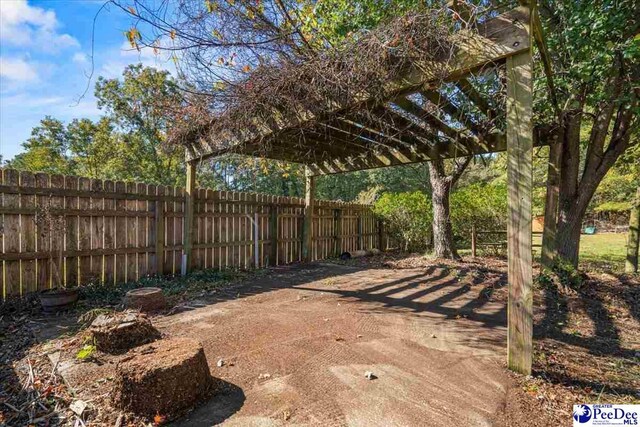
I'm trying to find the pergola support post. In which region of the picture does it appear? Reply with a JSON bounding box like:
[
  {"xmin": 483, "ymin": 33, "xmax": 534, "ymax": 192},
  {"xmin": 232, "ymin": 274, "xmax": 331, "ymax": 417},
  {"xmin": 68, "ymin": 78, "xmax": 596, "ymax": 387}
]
[
  {"xmin": 182, "ymin": 160, "xmax": 196, "ymax": 275},
  {"xmin": 302, "ymin": 168, "xmax": 315, "ymax": 262},
  {"xmin": 506, "ymin": 47, "xmax": 533, "ymax": 374}
]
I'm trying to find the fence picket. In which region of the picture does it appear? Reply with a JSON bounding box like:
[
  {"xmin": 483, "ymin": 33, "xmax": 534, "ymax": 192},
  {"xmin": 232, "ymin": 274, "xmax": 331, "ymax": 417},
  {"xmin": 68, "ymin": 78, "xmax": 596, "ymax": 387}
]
[{"xmin": 0, "ymin": 168, "xmax": 381, "ymax": 299}]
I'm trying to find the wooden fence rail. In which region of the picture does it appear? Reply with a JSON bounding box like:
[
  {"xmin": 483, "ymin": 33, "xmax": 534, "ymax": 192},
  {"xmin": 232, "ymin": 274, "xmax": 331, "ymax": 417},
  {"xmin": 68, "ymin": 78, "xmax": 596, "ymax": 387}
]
[
  {"xmin": 470, "ymin": 227, "xmax": 543, "ymax": 257},
  {"xmin": 0, "ymin": 169, "xmax": 382, "ymax": 299}
]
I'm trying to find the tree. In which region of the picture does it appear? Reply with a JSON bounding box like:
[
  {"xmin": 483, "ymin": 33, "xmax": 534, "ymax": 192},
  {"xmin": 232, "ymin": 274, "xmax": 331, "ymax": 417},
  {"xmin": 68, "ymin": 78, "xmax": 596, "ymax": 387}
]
[
  {"xmin": 428, "ymin": 158, "xmax": 471, "ymax": 259},
  {"xmin": 535, "ymin": 0, "xmax": 639, "ymax": 266},
  {"xmin": 66, "ymin": 118, "xmax": 121, "ymax": 179},
  {"xmin": 197, "ymin": 157, "xmax": 305, "ymax": 196},
  {"xmin": 591, "ymin": 143, "xmax": 640, "ymax": 214},
  {"xmin": 8, "ymin": 65, "xmax": 191, "ymax": 186},
  {"xmin": 9, "ymin": 117, "xmax": 74, "ymax": 174},
  {"xmin": 95, "ymin": 64, "xmax": 185, "ymax": 185},
  {"xmin": 316, "ymin": 163, "xmax": 430, "ymax": 201},
  {"xmin": 626, "ymin": 187, "xmax": 640, "ymax": 273},
  {"xmin": 373, "ymin": 191, "xmax": 432, "ymax": 251}
]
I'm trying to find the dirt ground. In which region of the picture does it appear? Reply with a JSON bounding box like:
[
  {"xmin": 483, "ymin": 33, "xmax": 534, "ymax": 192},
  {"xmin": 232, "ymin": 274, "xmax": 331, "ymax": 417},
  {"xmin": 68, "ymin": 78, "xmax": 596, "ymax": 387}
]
[
  {"xmin": 2, "ymin": 254, "xmax": 639, "ymax": 426},
  {"xmin": 164, "ymin": 262, "xmax": 513, "ymax": 427}
]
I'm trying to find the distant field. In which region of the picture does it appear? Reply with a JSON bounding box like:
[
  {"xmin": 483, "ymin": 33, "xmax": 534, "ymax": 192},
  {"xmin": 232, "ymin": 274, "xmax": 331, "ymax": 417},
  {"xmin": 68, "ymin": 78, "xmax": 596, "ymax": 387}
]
[
  {"xmin": 466, "ymin": 232, "xmax": 630, "ymax": 272},
  {"xmin": 534, "ymin": 232, "xmax": 627, "ymax": 271}
]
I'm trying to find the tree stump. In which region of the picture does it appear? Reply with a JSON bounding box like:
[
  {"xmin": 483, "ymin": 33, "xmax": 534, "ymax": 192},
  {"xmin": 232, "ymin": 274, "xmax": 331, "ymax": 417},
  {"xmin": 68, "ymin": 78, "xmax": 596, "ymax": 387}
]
[
  {"xmin": 124, "ymin": 287, "xmax": 166, "ymax": 312},
  {"xmin": 90, "ymin": 311, "xmax": 161, "ymax": 354},
  {"xmin": 111, "ymin": 337, "xmax": 215, "ymax": 420}
]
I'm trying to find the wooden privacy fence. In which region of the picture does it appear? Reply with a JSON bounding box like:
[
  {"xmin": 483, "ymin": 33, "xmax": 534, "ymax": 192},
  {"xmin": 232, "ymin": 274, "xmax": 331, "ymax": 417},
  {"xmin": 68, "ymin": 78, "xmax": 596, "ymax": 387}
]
[{"xmin": 0, "ymin": 169, "xmax": 382, "ymax": 299}]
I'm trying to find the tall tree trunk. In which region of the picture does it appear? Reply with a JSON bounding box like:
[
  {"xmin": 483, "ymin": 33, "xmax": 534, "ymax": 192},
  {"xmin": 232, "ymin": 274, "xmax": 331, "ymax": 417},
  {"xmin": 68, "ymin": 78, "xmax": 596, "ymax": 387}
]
[
  {"xmin": 541, "ymin": 142, "xmax": 561, "ymax": 267},
  {"xmin": 626, "ymin": 187, "xmax": 640, "ymax": 273},
  {"xmin": 430, "ymin": 170, "xmax": 458, "ymax": 259},
  {"xmin": 428, "ymin": 158, "xmax": 470, "ymax": 259},
  {"xmin": 555, "ymin": 217, "xmax": 583, "ymax": 266},
  {"xmin": 554, "ymin": 110, "xmax": 583, "ymax": 266},
  {"xmin": 552, "ymin": 91, "xmax": 637, "ymax": 267}
]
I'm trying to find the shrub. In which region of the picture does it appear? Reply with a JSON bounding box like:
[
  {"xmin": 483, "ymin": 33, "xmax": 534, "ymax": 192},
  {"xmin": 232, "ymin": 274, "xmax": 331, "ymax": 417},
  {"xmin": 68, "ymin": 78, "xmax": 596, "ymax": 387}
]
[
  {"xmin": 450, "ymin": 183, "xmax": 507, "ymax": 247},
  {"xmin": 373, "ymin": 191, "xmax": 432, "ymax": 251},
  {"xmin": 372, "ymin": 183, "xmax": 508, "ymax": 253}
]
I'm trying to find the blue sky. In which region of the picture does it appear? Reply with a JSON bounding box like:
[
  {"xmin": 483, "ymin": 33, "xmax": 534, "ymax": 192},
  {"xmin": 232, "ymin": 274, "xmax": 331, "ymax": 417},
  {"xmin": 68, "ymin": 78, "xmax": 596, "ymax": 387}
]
[{"xmin": 0, "ymin": 0, "xmax": 174, "ymax": 161}]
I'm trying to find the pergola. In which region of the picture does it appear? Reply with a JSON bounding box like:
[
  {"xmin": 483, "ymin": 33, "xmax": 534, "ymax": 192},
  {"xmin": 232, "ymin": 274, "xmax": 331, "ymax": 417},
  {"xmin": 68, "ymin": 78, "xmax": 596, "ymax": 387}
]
[{"xmin": 182, "ymin": 5, "xmax": 540, "ymax": 375}]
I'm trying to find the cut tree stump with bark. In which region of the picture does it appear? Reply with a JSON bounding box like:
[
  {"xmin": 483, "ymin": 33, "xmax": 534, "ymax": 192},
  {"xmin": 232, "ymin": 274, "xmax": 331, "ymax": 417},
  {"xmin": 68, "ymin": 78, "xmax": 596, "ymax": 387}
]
[
  {"xmin": 90, "ymin": 311, "xmax": 161, "ymax": 354},
  {"xmin": 124, "ymin": 287, "xmax": 166, "ymax": 312},
  {"xmin": 111, "ymin": 337, "xmax": 215, "ymax": 420}
]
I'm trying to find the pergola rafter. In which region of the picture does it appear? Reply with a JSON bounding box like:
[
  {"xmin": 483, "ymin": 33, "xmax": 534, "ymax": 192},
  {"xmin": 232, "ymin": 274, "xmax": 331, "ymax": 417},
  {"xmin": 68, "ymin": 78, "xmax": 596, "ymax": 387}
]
[
  {"xmin": 181, "ymin": 5, "xmax": 537, "ymax": 375},
  {"xmin": 456, "ymin": 77, "xmax": 499, "ymax": 121}
]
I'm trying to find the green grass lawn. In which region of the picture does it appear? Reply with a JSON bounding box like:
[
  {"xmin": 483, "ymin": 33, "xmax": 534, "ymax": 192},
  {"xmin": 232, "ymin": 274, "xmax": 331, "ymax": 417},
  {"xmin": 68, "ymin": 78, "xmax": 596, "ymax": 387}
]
[
  {"xmin": 465, "ymin": 232, "xmax": 629, "ymax": 272},
  {"xmin": 534, "ymin": 232, "xmax": 628, "ymax": 271}
]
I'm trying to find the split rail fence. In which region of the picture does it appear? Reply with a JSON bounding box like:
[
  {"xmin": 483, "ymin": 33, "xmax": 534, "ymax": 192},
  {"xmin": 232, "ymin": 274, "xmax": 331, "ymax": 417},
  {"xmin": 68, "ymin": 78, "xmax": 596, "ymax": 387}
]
[
  {"xmin": 470, "ymin": 227, "xmax": 543, "ymax": 257},
  {"xmin": 0, "ymin": 169, "xmax": 383, "ymax": 299}
]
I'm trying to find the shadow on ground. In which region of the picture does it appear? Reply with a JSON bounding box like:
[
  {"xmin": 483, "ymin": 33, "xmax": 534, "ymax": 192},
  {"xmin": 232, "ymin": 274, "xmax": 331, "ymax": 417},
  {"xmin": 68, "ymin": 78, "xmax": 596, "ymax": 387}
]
[
  {"xmin": 171, "ymin": 379, "xmax": 245, "ymax": 427},
  {"xmin": 2, "ymin": 252, "xmax": 638, "ymax": 424},
  {"xmin": 533, "ymin": 272, "xmax": 640, "ymax": 399}
]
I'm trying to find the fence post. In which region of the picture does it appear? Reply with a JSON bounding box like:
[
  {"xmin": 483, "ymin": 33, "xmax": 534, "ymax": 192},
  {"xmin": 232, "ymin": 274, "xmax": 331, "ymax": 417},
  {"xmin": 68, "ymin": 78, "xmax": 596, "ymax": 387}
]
[
  {"xmin": 334, "ymin": 208, "xmax": 342, "ymax": 256},
  {"xmin": 182, "ymin": 161, "xmax": 196, "ymax": 275},
  {"xmin": 269, "ymin": 204, "xmax": 278, "ymax": 266},
  {"xmin": 471, "ymin": 225, "xmax": 477, "ymax": 257},
  {"xmin": 155, "ymin": 198, "xmax": 164, "ymax": 275},
  {"xmin": 253, "ymin": 211, "xmax": 260, "ymax": 268},
  {"xmin": 357, "ymin": 214, "xmax": 363, "ymax": 250},
  {"xmin": 302, "ymin": 168, "xmax": 315, "ymax": 262},
  {"xmin": 377, "ymin": 220, "xmax": 384, "ymax": 251}
]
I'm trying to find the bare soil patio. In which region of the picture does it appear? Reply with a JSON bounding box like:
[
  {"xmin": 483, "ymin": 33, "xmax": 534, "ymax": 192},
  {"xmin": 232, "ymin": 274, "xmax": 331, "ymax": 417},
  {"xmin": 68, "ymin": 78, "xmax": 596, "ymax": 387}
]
[
  {"xmin": 2, "ymin": 255, "xmax": 638, "ymax": 426},
  {"xmin": 57, "ymin": 261, "xmax": 515, "ymax": 426}
]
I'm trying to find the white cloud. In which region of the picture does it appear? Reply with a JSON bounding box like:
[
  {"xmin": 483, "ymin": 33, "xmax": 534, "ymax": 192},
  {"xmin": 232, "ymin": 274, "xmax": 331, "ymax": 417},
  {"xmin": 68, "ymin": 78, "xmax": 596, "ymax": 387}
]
[
  {"xmin": 99, "ymin": 41, "xmax": 176, "ymax": 78},
  {"xmin": 0, "ymin": 0, "xmax": 79, "ymax": 51},
  {"xmin": 72, "ymin": 52, "xmax": 88, "ymax": 64},
  {"xmin": 0, "ymin": 57, "xmax": 39, "ymax": 82},
  {"xmin": 0, "ymin": 93, "xmax": 65, "ymax": 108}
]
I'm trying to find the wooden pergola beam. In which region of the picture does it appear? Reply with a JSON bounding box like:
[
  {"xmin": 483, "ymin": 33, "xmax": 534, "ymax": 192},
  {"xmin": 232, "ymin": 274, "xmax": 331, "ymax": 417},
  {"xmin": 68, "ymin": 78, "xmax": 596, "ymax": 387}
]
[
  {"xmin": 186, "ymin": 6, "xmax": 531, "ymax": 162},
  {"xmin": 237, "ymin": 129, "xmax": 367, "ymax": 163},
  {"xmin": 330, "ymin": 118, "xmax": 425, "ymax": 160},
  {"xmin": 419, "ymin": 89, "xmax": 483, "ymax": 134},
  {"xmin": 392, "ymin": 96, "xmax": 478, "ymax": 155},
  {"xmin": 382, "ymin": 107, "xmax": 444, "ymax": 143}
]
